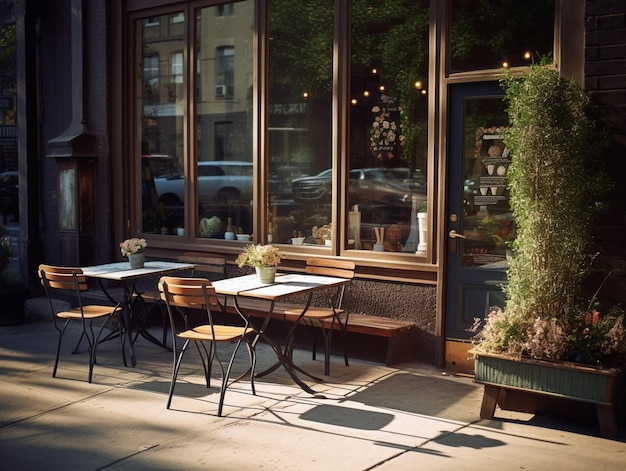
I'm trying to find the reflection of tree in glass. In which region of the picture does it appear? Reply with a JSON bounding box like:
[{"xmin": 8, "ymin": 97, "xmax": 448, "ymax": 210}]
[
  {"xmin": 0, "ymin": 24, "xmax": 15, "ymax": 92},
  {"xmin": 350, "ymin": 1, "xmax": 430, "ymax": 170},
  {"xmin": 450, "ymin": 0, "xmax": 555, "ymax": 72},
  {"xmin": 269, "ymin": 0, "xmax": 334, "ymax": 100}
]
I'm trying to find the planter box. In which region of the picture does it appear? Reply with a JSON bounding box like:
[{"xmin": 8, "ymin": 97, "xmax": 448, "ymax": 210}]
[
  {"xmin": 0, "ymin": 286, "xmax": 29, "ymax": 326},
  {"xmin": 474, "ymin": 353, "xmax": 626, "ymax": 438}
]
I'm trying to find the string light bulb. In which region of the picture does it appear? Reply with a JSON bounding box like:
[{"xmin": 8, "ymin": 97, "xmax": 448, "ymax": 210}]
[
  {"xmin": 502, "ymin": 61, "xmax": 510, "ymax": 69},
  {"xmin": 523, "ymin": 50, "xmax": 532, "ymax": 61},
  {"xmin": 302, "ymin": 91, "xmax": 309, "ymax": 99}
]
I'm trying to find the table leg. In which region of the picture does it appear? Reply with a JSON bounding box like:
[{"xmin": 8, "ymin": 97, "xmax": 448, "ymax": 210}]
[
  {"xmin": 96, "ymin": 279, "xmax": 136, "ymax": 367},
  {"xmin": 119, "ymin": 281, "xmax": 138, "ymax": 367},
  {"xmin": 130, "ymin": 290, "xmax": 171, "ymax": 351},
  {"xmin": 282, "ymin": 319, "xmax": 323, "ymax": 382},
  {"xmin": 121, "ymin": 304, "xmax": 137, "ymax": 367},
  {"xmin": 233, "ymin": 296, "xmax": 323, "ymax": 396}
]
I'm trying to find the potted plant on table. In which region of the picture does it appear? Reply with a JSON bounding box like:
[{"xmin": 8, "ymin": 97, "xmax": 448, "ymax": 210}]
[
  {"xmin": 469, "ymin": 58, "xmax": 625, "ymax": 437},
  {"xmin": 236, "ymin": 244, "xmax": 283, "ymax": 283},
  {"xmin": 120, "ymin": 238, "xmax": 147, "ymax": 269}
]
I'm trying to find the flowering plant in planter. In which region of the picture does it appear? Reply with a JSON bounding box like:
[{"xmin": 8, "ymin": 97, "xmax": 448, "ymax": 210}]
[
  {"xmin": 119, "ymin": 238, "xmax": 147, "ymax": 257},
  {"xmin": 471, "ymin": 303, "xmax": 626, "ymax": 367},
  {"xmin": 236, "ymin": 244, "xmax": 283, "ymax": 269}
]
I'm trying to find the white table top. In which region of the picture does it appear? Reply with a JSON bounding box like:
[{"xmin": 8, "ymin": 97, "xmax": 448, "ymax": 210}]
[
  {"xmin": 82, "ymin": 261, "xmax": 195, "ymax": 281},
  {"xmin": 212, "ymin": 273, "xmax": 350, "ymax": 300}
]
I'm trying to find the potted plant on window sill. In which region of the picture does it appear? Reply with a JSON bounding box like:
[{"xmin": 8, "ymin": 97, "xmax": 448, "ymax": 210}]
[
  {"xmin": 469, "ymin": 58, "xmax": 625, "ymax": 438},
  {"xmin": 0, "ymin": 226, "xmax": 28, "ymax": 326},
  {"xmin": 236, "ymin": 244, "xmax": 284, "ymax": 283},
  {"xmin": 312, "ymin": 224, "xmax": 332, "ymax": 246}
]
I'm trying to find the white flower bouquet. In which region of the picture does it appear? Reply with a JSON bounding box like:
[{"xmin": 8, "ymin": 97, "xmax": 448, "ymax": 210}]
[{"xmin": 119, "ymin": 238, "xmax": 147, "ymax": 257}]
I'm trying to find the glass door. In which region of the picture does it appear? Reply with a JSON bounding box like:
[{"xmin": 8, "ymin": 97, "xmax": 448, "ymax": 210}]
[{"xmin": 445, "ymin": 82, "xmax": 512, "ymax": 340}]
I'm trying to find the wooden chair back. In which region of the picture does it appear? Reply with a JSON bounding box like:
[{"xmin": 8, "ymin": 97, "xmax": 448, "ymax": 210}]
[
  {"xmin": 158, "ymin": 276, "xmax": 218, "ymax": 308},
  {"xmin": 38, "ymin": 264, "xmax": 88, "ymax": 292}
]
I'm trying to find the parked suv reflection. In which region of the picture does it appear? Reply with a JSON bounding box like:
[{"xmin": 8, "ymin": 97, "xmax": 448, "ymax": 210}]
[{"xmin": 292, "ymin": 167, "xmax": 426, "ymax": 214}]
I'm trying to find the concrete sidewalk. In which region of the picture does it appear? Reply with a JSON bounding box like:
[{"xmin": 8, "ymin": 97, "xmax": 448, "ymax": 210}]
[{"xmin": 1, "ymin": 304, "xmax": 625, "ymax": 470}]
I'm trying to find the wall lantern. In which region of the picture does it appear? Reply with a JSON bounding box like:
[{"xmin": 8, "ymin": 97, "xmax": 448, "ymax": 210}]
[{"xmin": 48, "ymin": 124, "xmax": 97, "ymax": 266}]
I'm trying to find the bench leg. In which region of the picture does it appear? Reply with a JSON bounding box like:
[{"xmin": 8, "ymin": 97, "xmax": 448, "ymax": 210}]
[
  {"xmin": 597, "ymin": 404, "xmax": 618, "ymax": 439},
  {"xmin": 480, "ymin": 385, "xmax": 503, "ymax": 419}
]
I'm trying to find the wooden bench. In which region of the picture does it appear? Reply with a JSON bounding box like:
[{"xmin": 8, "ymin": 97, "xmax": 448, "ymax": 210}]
[
  {"xmin": 220, "ymin": 297, "xmax": 417, "ymax": 366},
  {"xmin": 178, "ymin": 252, "xmax": 226, "ymax": 278}
]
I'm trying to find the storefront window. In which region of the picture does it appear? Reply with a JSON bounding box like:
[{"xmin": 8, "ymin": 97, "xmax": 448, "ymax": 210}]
[
  {"xmin": 130, "ymin": 0, "xmax": 556, "ymax": 268},
  {"xmin": 136, "ymin": 2, "xmax": 254, "ymax": 238},
  {"xmin": 137, "ymin": 13, "xmax": 185, "ymax": 235},
  {"xmin": 195, "ymin": 2, "xmax": 254, "ymax": 239},
  {"xmin": 450, "ymin": 0, "xmax": 554, "ymax": 73},
  {"xmin": 268, "ymin": 0, "xmax": 334, "ymax": 246},
  {"xmin": 349, "ymin": 1, "xmax": 430, "ymax": 253}
]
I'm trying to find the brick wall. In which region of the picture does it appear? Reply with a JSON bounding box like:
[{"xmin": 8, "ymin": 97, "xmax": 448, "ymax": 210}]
[{"xmin": 584, "ymin": 0, "xmax": 626, "ymax": 307}]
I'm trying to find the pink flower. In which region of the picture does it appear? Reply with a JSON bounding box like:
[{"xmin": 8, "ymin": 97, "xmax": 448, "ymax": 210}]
[{"xmin": 592, "ymin": 311, "xmax": 600, "ymax": 326}]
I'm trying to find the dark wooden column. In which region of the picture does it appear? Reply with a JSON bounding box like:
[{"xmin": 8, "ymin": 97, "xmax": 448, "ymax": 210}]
[{"xmin": 15, "ymin": 0, "xmax": 44, "ymax": 289}]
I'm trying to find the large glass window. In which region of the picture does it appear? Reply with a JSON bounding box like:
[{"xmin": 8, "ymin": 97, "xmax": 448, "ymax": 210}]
[
  {"xmin": 450, "ymin": 0, "xmax": 554, "ymax": 73},
  {"xmin": 268, "ymin": 0, "xmax": 334, "ymax": 246},
  {"xmin": 137, "ymin": 13, "xmax": 185, "ymax": 235},
  {"xmin": 137, "ymin": 2, "xmax": 254, "ymax": 238},
  {"xmin": 195, "ymin": 2, "xmax": 254, "ymax": 239},
  {"xmin": 349, "ymin": 1, "xmax": 430, "ymax": 254},
  {"xmin": 130, "ymin": 0, "xmax": 556, "ymax": 268}
]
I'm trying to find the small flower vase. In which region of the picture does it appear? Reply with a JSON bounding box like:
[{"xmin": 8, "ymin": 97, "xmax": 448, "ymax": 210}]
[
  {"xmin": 255, "ymin": 266, "xmax": 276, "ymax": 284},
  {"xmin": 128, "ymin": 252, "xmax": 145, "ymax": 269}
]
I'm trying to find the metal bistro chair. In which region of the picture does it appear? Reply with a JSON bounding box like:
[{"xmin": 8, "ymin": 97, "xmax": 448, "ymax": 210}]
[
  {"xmin": 158, "ymin": 276, "xmax": 256, "ymax": 417},
  {"xmin": 134, "ymin": 254, "xmax": 226, "ymax": 349},
  {"xmin": 283, "ymin": 258, "xmax": 355, "ymax": 376},
  {"xmin": 38, "ymin": 264, "xmax": 124, "ymax": 383}
]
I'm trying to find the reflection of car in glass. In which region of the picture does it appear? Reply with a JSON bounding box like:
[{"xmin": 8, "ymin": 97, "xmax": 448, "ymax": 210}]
[
  {"xmin": 153, "ymin": 161, "xmax": 253, "ymax": 206},
  {"xmin": 291, "ymin": 169, "xmax": 333, "ymax": 202},
  {"xmin": 292, "ymin": 167, "xmax": 426, "ymax": 211},
  {"xmin": 269, "ymin": 164, "xmax": 309, "ymax": 199},
  {"xmin": 0, "ymin": 170, "xmax": 19, "ymax": 222}
]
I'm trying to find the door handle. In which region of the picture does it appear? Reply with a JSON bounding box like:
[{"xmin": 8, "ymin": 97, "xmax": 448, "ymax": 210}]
[{"xmin": 449, "ymin": 229, "xmax": 466, "ymax": 239}]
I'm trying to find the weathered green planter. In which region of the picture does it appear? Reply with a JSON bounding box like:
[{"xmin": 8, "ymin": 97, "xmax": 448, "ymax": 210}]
[{"xmin": 474, "ymin": 353, "xmax": 625, "ymax": 438}]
